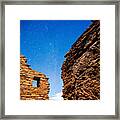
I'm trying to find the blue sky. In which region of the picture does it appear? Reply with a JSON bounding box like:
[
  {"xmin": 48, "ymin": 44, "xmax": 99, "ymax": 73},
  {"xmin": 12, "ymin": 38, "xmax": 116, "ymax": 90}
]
[{"xmin": 20, "ymin": 20, "xmax": 92, "ymax": 98}]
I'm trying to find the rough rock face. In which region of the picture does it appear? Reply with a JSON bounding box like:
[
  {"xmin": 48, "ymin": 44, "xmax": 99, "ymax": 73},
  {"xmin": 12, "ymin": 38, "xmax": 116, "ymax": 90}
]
[
  {"xmin": 20, "ymin": 55, "xmax": 50, "ymax": 100},
  {"xmin": 61, "ymin": 20, "xmax": 100, "ymax": 100}
]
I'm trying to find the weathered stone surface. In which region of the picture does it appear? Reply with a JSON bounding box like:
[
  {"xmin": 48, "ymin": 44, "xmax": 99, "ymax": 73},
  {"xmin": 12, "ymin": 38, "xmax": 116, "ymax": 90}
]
[
  {"xmin": 20, "ymin": 55, "xmax": 50, "ymax": 100},
  {"xmin": 61, "ymin": 20, "xmax": 100, "ymax": 100}
]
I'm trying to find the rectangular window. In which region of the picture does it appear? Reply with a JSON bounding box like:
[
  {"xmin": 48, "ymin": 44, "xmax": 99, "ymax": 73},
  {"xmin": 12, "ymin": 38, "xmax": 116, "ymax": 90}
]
[
  {"xmin": 32, "ymin": 80, "xmax": 38, "ymax": 87},
  {"xmin": 32, "ymin": 77, "xmax": 40, "ymax": 87}
]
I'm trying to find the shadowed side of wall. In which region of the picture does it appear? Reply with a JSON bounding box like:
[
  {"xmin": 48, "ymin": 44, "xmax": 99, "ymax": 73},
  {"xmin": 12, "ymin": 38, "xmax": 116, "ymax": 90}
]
[{"xmin": 61, "ymin": 20, "xmax": 100, "ymax": 100}]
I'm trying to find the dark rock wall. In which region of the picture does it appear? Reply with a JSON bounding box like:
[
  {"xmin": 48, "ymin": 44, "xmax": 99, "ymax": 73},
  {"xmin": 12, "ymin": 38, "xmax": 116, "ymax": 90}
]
[{"xmin": 61, "ymin": 20, "xmax": 100, "ymax": 100}]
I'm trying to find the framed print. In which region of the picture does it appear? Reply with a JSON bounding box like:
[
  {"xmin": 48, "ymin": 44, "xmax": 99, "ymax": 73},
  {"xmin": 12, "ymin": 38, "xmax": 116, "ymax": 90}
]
[{"xmin": 0, "ymin": 0, "xmax": 119, "ymax": 119}]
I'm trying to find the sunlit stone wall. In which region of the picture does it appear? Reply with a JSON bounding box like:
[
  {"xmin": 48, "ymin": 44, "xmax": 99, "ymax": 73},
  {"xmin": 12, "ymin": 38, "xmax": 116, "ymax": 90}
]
[{"xmin": 20, "ymin": 55, "xmax": 50, "ymax": 100}]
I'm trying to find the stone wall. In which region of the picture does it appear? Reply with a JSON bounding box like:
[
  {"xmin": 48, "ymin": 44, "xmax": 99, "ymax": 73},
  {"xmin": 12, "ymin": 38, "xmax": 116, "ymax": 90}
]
[
  {"xmin": 20, "ymin": 55, "xmax": 50, "ymax": 100},
  {"xmin": 61, "ymin": 20, "xmax": 100, "ymax": 100}
]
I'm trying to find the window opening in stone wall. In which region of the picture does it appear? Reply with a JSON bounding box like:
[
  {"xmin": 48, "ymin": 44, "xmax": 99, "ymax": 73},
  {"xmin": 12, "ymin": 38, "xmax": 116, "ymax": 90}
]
[{"xmin": 32, "ymin": 77, "xmax": 40, "ymax": 87}]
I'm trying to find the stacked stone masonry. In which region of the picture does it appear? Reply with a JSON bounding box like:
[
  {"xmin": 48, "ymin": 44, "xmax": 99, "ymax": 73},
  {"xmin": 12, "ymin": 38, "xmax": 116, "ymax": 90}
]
[
  {"xmin": 20, "ymin": 55, "xmax": 50, "ymax": 100},
  {"xmin": 61, "ymin": 20, "xmax": 100, "ymax": 100}
]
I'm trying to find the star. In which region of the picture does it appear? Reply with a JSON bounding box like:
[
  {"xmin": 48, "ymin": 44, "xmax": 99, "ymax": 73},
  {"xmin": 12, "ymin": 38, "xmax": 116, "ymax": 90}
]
[
  {"xmin": 38, "ymin": 47, "xmax": 41, "ymax": 50},
  {"xmin": 45, "ymin": 25, "xmax": 48, "ymax": 31},
  {"xmin": 49, "ymin": 42, "xmax": 52, "ymax": 46}
]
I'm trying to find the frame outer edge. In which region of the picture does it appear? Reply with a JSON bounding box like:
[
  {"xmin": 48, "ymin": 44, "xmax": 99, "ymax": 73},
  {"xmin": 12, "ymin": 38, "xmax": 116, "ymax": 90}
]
[
  {"xmin": 0, "ymin": 0, "xmax": 120, "ymax": 120},
  {"xmin": 0, "ymin": 1, "xmax": 1, "ymax": 119},
  {"xmin": 118, "ymin": 1, "xmax": 120, "ymax": 120},
  {"xmin": 115, "ymin": 1, "xmax": 120, "ymax": 119},
  {"xmin": 0, "ymin": 0, "xmax": 119, "ymax": 5},
  {"xmin": 1, "ymin": 0, "xmax": 5, "ymax": 119}
]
